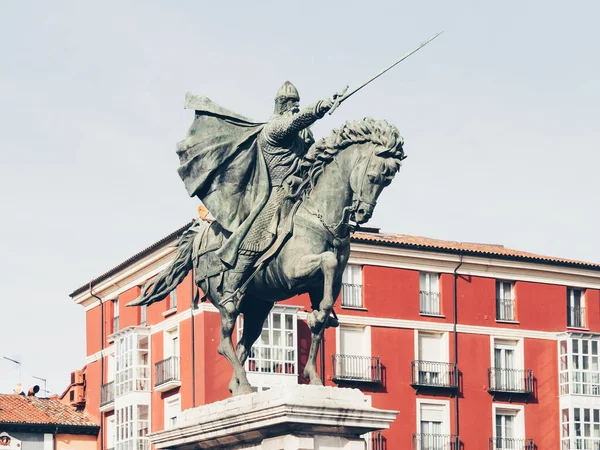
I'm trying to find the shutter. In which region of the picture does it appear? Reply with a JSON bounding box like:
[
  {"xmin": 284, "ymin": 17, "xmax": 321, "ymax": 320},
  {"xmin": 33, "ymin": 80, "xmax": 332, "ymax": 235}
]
[
  {"xmin": 419, "ymin": 333, "xmax": 442, "ymax": 362},
  {"xmin": 420, "ymin": 404, "xmax": 444, "ymax": 422}
]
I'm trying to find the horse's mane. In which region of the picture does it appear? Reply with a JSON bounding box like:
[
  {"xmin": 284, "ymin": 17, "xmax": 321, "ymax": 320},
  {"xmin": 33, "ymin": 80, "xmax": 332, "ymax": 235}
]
[{"xmin": 295, "ymin": 118, "xmax": 406, "ymax": 196}]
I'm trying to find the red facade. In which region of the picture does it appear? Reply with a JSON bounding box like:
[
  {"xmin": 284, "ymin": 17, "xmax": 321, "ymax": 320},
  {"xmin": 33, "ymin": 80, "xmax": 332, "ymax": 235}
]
[{"xmin": 71, "ymin": 227, "xmax": 600, "ymax": 449}]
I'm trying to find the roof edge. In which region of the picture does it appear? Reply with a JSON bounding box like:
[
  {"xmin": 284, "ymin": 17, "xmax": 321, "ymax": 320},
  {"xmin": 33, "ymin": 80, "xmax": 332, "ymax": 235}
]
[{"xmin": 69, "ymin": 221, "xmax": 194, "ymax": 298}]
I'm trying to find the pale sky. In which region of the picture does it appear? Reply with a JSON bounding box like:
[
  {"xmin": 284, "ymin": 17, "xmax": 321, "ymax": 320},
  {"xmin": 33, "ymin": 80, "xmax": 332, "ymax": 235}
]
[{"xmin": 0, "ymin": 1, "xmax": 598, "ymax": 395}]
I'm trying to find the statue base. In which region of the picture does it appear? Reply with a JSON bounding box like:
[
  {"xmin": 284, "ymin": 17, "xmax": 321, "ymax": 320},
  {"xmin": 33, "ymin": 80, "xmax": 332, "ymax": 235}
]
[{"xmin": 149, "ymin": 385, "xmax": 398, "ymax": 449}]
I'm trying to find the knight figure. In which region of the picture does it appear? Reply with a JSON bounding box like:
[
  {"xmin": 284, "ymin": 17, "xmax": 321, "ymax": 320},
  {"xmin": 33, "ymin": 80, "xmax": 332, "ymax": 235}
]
[{"xmin": 174, "ymin": 81, "xmax": 341, "ymax": 313}]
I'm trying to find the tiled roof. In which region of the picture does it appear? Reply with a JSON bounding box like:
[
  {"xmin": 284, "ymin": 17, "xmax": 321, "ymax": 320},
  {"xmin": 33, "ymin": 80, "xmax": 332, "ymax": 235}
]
[
  {"xmin": 70, "ymin": 222, "xmax": 600, "ymax": 297},
  {"xmin": 0, "ymin": 395, "xmax": 98, "ymax": 428},
  {"xmin": 352, "ymin": 231, "xmax": 600, "ymax": 269}
]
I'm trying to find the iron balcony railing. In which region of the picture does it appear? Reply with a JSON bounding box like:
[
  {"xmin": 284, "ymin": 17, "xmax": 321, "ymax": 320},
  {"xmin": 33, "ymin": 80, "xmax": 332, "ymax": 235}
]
[
  {"xmin": 488, "ymin": 368, "xmax": 534, "ymax": 394},
  {"xmin": 420, "ymin": 291, "xmax": 441, "ymax": 315},
  {"xmin": 411, "ymin": 361, "xmax": 458, "ymax": 389},
  {"xmin": 332, "ymin": 355, "xmax": 381, "ymax": 383},
  {"xmin": 372, "ymin": 431, "xmax": 386, "ymax": 450},
  {"xmin": 341, "ymin": 283, "xmax": 363, "ymax": 308},
  {"xmin": 113, "ymin": 316, "xmax": 120, "ymax": 333},
  {"xmin": 412, "ymin": 433, "xmax": 459, "ymax": 450},
  {"xmin": 496, "ymin": 297, "xmax": 515, "ymax": 321},
  {"xmin": 100, "ymin": 381, "xmax": 114, "ymax": 406},
  {"xmin": 154, "ymin": 356, "xmax": 180, "ymax": 387},
  {"xmin": 568, "ymin": 306, "xmax": 586, "ymax": 328},
  {"xmin": 489, "ymin": 437, "xmax": 535, "ymax": 450}
]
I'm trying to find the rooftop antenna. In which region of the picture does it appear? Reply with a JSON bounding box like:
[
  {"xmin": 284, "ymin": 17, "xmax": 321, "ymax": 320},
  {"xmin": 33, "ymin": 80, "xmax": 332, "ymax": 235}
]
[
  {"xmin": 32, "ymin": 375, "xmax": 49, "ymax": 396},
  {"xmin": 3, "ymin": 356, "xmax": 21, "ymax": 383}
]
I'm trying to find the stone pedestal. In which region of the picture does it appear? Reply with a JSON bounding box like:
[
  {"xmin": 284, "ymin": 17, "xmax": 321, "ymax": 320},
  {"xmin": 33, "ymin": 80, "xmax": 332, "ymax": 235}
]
[{"xmin": 149, "ymin": 385, "xmax": 398, "ymax": 449}]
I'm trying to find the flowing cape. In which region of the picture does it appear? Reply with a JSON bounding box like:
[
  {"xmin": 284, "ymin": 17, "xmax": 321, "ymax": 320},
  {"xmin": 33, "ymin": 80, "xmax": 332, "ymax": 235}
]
[{"xmin": 176, "ymin": 93, "xmax": 269, "ymax": 267}]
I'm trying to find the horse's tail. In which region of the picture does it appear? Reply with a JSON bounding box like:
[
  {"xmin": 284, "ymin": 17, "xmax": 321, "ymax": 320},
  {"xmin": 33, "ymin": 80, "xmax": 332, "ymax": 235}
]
[{"xmin": 127, "ymin": 224, "xmax": 196, "ymax": 307}]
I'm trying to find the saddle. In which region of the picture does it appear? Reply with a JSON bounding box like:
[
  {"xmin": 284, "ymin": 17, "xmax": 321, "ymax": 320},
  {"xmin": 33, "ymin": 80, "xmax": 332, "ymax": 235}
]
[{"xmin": 192, "ymin": 199, "xmax": 301, "ymax": 284}]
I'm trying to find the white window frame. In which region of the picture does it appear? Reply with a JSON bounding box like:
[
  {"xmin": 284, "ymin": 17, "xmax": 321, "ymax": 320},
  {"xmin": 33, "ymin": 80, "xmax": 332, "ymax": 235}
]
[
  {"xmin": 164, "ymin": 394, "xmax": 181, "ymax": 430},
  {"xmin": 560, "ymin": 336, "xmax": 600, "ymax": 396},
  {"xmin": 490, "ymin": 337, "xmax": 524, "ymax": 370},
  {"xmin": 106, "ymin": 415, "xmax": 115, "ymax": 449},
  {"xmin": 242, "ymin": 305, "xmax": 300, "ymax": 390},
  {"xmin": 492, "ymin": 404, "xmax": 525, "ymax": 442},
  {"xmin": 419, "ymin": 272, "xmax": 441, "ymax": 316},
  {"xmin": 496, "ymin": 280, "xmax": 516, "ymax": 322},
  {"xmin": 416, "ymin": 398, "xmax": 451, "ymax": 437},
  {"xmin": 341, "ymin": 265, "xmax": 363, "ymax": 308},
  {"xmin": 169, "ymin": 289, "xmax": 177, "ymax": 310},
  {"xmin": 414, "ymin": 330, "xmax": 449, "ymax": 363},
  {"xmin": 163, "ymin": 326, "xmax": 180, "ymax": 359}
]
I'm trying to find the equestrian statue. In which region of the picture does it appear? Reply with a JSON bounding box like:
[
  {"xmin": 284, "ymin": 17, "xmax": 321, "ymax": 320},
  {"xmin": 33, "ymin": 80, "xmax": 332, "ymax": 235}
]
[{"xmin": 128, "ymin": 33, "xmax": 443, "ymax": 394}]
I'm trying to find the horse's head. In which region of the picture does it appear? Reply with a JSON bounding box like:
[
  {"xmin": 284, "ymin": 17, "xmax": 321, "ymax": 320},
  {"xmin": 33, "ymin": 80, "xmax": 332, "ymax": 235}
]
[
  {"xmin": 347, "ymin": 119, "xmax": 406, "ymax": 224},
  {"xmin": 300, "ymin": 118, "xmax": 406, "ymax": 226}
]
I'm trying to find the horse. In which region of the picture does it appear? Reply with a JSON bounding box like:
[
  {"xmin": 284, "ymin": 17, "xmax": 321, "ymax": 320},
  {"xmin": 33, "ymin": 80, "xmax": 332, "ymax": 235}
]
[{"xmin": 129, "ymin": 117, "xmax": 405, "ymax": 395}]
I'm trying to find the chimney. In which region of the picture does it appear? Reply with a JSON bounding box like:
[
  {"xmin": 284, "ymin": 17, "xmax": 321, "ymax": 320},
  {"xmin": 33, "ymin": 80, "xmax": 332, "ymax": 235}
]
[
  {"xmin": 14, "ymin": 382, "xmax": 23, "ymax": 395},
  {"xmin": 27, "ymin": 385, "xmax": 40, "ymax": 396}
]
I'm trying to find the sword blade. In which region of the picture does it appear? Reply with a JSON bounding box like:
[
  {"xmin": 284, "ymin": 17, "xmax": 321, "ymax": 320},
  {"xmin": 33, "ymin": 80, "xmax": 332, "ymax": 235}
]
[{"xmin": 329, "ymin": 31, "xmax": 444, "ymax": 114}]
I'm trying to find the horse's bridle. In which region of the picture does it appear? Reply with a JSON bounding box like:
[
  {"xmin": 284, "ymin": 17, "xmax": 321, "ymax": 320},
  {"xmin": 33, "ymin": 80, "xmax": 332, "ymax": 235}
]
[{"xmin": 352, "ymin": 149, "xmax": 378, "ymax": 210}]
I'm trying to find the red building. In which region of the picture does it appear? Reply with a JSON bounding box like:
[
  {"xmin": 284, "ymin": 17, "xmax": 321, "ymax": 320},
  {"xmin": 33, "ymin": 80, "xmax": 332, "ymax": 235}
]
[{"xmin": 69, "ymin": 222, "xmax": 600, "ymax": 450}]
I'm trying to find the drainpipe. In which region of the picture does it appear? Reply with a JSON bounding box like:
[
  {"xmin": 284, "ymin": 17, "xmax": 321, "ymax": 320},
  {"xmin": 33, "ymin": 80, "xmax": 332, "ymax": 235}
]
[
  {"xmin": 191, "ymin": 272, "xmax": 196, "ymax": 407},
  {"xmin": 89, "ymin": 282, "xmax": 104, "ymax": 450},
  {"xmin": 453, "ymin": 255, "xmax": 463, "ymax": 443}
]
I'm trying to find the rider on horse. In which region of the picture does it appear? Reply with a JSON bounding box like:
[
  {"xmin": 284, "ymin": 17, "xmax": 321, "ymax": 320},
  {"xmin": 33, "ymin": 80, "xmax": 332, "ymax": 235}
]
[{"xmin": 175, "ymin": 82, "xmax": 340, "ymax": 313}]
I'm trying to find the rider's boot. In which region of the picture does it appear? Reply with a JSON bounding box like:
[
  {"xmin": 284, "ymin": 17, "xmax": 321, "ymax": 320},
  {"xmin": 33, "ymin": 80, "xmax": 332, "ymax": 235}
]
[{"xmin": 220, "ymin": 254, "xmax": 256, "ymax": 314}]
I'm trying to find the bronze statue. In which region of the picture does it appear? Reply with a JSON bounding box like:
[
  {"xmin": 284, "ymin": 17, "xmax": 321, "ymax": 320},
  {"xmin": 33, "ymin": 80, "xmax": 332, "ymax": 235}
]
[{"xmin": 129, "ymin": 78, "xmax": 405, "ymax": 395}]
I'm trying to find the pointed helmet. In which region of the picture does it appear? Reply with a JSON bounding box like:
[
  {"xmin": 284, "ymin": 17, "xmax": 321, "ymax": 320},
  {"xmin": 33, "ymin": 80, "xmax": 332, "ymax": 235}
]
[{"xmin": 275, "ymin": 81, "xmax": 300, "ymax": 102}]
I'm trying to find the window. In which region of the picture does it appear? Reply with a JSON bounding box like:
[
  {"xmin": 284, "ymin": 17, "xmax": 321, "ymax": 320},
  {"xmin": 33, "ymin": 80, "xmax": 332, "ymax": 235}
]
[
  {"xmin": 115, "ymin": 331, "xmax": 150, "ymax": 396},
  {"xmin": 243, "ymin": 309, "xmax": 297, "ymax": 375},
  {"xmin": 335, "ymin": 326, "xmax": 379, "ymax": 382},
  {"xmin": 341, "ymin": 265, "xmax": 363, "ymax": 308},
  {"xmin": 567, "ymin": 288, "xmax": 586, "ymax": 328},
  {"xmin": 496, "ymin": 281, "xmax": 515, "ymax": 321},
  {"xmin": 115, "ymin": 405, "xmax": 149, "ymax": 450},
  {"xmin": 560, "ymin": 407, "xmax": 600, "ymax": 449},
  {"xmin": 413, "ymin": 331, "xmax": 455, "ymax": 388},
  {"xmin": 169, "ymin": 289, "xmax": 177, "ymax": 310},
  {"xmin": 106, "ymin": 415, "xmax": 115, "ymax": 450},
  {"xmin": 415, "ymin": 400, "xmax": 451, "ymax": 450},
  {"xmin": 113, "ymin": 299, "xmax": 120, "ymax": 333},
  {"xmin": 420, "ymin": 272, "xmax": 440, "ymax": 315},
  {"xmin": 156, "ymin": 327, "xmax": 181, "ymax": 388},
  {"xmin": 140, "ymin": 305, "xmax": 147, "ymax": 326},
  {"xmin": 164, "ymin": 395, "xmax": 180, "ymax": 430},
  {"xmin": 492, "ymin": 406, "xmax": 525, "ymax": 450},
  {"xmin": 491, "ymin": 339, "xmax": 521, "ymax": 391},
  {"xmin": 559, "ymin": 337, "xmax": 600, "ymax": 396}
]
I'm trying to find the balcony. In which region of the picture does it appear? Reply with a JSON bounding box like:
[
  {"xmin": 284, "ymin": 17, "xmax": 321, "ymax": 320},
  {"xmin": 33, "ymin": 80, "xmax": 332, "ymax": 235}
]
[
  {"xmin": 154, "ymin": 356, "xmax": 181, "ymax": 392},
  {"xmin": 489, "ymin": 438, "xmax": 535, "ymax": 450},
  {"xmin": 371, "ymin": 431, "xmax": 386, "ymax": 450},
  {"xmin": 411, "ymin": 361, "xmax": 459, "ymax": 393},
  {"xmin": 99, "ymin": 381, "xmax": 114, "ymax": 412},
  {"xmin": 412, "ymin": 433, "xmax": 459, "ymax": 450},
  {"xmin": 341, "ymin": 283, "xmax": 363, "ymax": 308},
  {"xmin": 568, "ymin": 306, "xmax": 586, "ymax": 328},
  {"xmin": 420, "ymin": 291, "xmax": 441, "ymax": 315},
  {"xmin": 496, "ymin": 297, "xmax": 515, "ymax": 321},
  {"xmin": 488, "ymin": 368, "xmax": 534, "ymax": 399},
  {"xmin": 332, "ymin": 355, "xmax": 381, "ymax": 384}
]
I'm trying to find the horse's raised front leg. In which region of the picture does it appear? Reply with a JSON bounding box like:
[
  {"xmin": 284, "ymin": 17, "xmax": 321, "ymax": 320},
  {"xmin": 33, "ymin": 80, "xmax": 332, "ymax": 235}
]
[
  {"xmin": 217, "ymin": 308, "xmax": 253, "ymax": 395},
  {"xmin": 288, "ymin": 251, "xmax": 338, "ymax": 385},
  {"xmin": 230, "ymin": 299, "xmax": 273, "ymax": 392}
]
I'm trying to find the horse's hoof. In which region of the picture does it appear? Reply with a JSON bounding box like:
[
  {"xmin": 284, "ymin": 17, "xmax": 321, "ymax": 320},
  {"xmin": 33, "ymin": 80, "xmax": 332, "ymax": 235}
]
[
  {"xmin": 326, "ymin": 316, "xmax": 339, "ymax": 328},
  {"xmin": 309, "ymin": 378, "xmax": 324, "ymax": 386}
]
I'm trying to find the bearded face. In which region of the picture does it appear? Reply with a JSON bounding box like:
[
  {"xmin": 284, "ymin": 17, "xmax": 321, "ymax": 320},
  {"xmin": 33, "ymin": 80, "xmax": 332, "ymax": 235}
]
[{"xmin": 274, "ymin": 96, "xmax": 300, "ymax": 116}]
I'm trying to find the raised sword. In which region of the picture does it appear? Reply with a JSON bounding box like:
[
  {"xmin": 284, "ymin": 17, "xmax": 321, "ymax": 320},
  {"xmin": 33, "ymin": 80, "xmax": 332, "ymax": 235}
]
[{"xmin": 329, "ymin": 31, "xmax": 444, "ymax": 114}]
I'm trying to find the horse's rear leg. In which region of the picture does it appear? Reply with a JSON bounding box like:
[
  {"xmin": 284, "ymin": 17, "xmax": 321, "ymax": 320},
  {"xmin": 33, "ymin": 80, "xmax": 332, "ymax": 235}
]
[
  {"xmin": 230, "ymin": 299, "xmax": 273, "ymax": 392},
  {"xmin": 217, "ymin": 308, "xmax": 253, "ymax": 395},
  {"xmin": 289, "ymin": 251, "xmax": 338, "ymax": 385}
]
